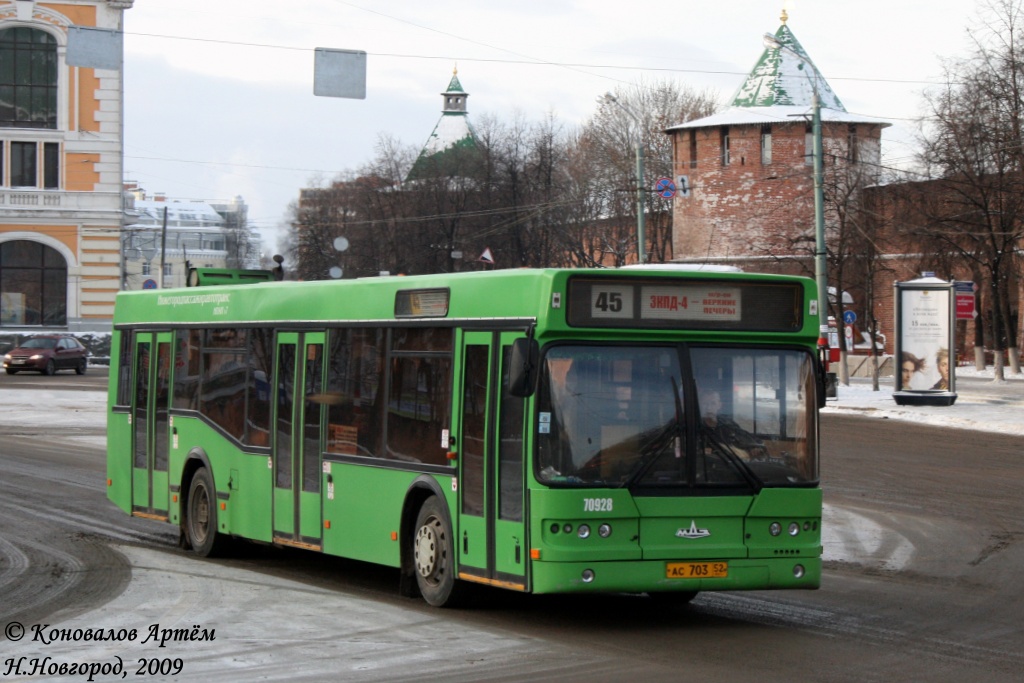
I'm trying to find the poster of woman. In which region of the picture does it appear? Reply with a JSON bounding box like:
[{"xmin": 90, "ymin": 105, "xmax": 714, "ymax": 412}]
[{"xmin": 894, "ymin": 278, "xmax": 956, "ymax": 405}]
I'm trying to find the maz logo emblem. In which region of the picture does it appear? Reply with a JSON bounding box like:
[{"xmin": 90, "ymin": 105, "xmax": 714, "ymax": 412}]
[{"xmin": 676, "ymin": 521, "xmax": 711, "ymax": 539}]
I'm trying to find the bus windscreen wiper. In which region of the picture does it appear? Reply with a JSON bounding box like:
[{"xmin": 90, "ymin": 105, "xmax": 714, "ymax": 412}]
[
  {"xmin": 624, "ymin": 377, "xmax": 685, "ymax": 488},
  {"xmin": 700, "ymin": 425, "xmax": 763, "ymax": 491}
]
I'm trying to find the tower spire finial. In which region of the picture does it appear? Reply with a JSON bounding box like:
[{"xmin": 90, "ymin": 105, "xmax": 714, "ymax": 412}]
[{"xmin": 780, "ymin": 8, "xmax": 788, "ymax": 25}]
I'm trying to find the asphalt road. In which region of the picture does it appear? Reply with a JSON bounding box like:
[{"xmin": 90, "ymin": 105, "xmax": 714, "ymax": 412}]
[
  {"xmin": 0, "ymin": 363, "xmax": 109, "ymax": 392},
  {"xmin": 0, "ymin": 378, "xmax": 1021, "ymax": 681}
]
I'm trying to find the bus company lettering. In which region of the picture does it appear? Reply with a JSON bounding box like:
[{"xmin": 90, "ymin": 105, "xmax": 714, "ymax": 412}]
[{"xmin": 156, "ymin": 293, "xmax": 231, "ymax": 308}]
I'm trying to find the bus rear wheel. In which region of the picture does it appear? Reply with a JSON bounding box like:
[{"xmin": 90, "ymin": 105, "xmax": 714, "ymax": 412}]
[
  {"xmin": 185, "ymin": 467, "xmax": 225, "ymax": 557},
  {"xmin": 412, "ymin": 497, "xmax": 462, "ymax": 607}
]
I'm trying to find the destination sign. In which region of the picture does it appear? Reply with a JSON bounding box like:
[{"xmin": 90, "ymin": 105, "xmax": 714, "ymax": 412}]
[
  {"xmin": 640, "ymin": 285, "xmax": 740, "ymax": 321},
  {"xmin": 567, "ymin": 277, "xmax": 802, "ymax": 332}
]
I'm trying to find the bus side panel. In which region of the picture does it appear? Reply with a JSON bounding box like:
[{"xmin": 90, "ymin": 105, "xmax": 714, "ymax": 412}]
[
  {"xmin": 106, "ymin": 409, "xmax": 133, "ymax": 514},
  {"xmin": 225, "ymin": 452, "xmax": 274, "ymax": 542},
  {"xmin": 322, "ymin": 464, "xmax": 452, "ymax": 568},
  {"xmin": 106, "ymin": 330, "xmax": 132, "ymax": 514},
  {"xmin": 170, "ymin": 417, "xmax": 273, "ymax": 543}
]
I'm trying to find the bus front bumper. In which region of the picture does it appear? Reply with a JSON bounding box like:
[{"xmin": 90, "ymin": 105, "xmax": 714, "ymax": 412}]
[{"xmin": 529, "ymin": 556, "xmax": 821, "ymax": 594}]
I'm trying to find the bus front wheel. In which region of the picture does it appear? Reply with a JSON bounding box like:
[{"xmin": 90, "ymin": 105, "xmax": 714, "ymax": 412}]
[
  {"xmin": 185, "ymin": 467, "xmax": 224, "ymax": 557},
  {"xmin": 412, "ymin": 497, "xmax": 462, "ymax": 607}
]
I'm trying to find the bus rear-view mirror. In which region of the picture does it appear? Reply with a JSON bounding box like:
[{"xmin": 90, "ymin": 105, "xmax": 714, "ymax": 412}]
[{"xmin": 508, "ymin": 338, "xmax": 539, "ymax": 397}]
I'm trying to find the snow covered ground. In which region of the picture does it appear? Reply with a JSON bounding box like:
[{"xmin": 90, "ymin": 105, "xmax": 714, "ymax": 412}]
[{"xmin": 824, "ymin": 364, "xmax": 1024, "ymax": 436}]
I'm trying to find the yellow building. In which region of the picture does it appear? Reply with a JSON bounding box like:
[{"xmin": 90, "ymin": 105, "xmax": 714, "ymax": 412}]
[{"xmin": 0, "ymin": 0, "xmax": 132, "ymax": 332}]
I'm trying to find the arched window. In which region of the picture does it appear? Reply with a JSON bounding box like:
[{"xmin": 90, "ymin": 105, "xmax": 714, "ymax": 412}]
[
  {"xmin": 0, "ymin": 27, "xmax": 59, "ymax": 129},
  {"xmin": 0, "ymin": 240, "xmax": 67, "ymax": 327}
]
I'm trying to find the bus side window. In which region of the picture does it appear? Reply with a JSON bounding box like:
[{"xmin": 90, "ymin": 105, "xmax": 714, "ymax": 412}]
[
  {"xmin": 386, "ymin": 327, "xmax": 453, "ymax": 466},
  {"xmin": 244, "ymin": 328, "xmax": 274, "ymax": 447},
  {"xmin": 326, "ymin": 328, "xmax": 384, "ymax": 458},
  {"xmin": 200, "ymin": 329, "xmax": 248, "ymax": 441},
  {"xmin": 173, "ymin": 328, "xmax": 201, "ymax": 411},
  {"xmin": 116, "ymin": 330, "xmax": 134, "ymax": 407},
  {"xmin": 386, "ymin": 354, "xmax": 451, "ymax": 465}
]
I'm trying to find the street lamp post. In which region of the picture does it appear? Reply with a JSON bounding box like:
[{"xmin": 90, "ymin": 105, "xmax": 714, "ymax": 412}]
[
  {"xmin": 762, "ymin": 34, "xmax": 829, "ymax": 346},
  {"xmin": 604, "ymin": 93, "xmax": 646, "ymax": 264}
]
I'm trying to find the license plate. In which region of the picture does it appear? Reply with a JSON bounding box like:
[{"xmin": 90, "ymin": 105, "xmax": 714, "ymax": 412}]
[{"xmin": 666, "ymin": 561, "xmax": 728, "ymax": 579}]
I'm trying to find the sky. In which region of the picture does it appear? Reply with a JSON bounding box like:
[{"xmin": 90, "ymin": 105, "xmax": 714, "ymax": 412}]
[{"xmin": 120, "ymin": 0, "xmax": 988, "ymax": 253}]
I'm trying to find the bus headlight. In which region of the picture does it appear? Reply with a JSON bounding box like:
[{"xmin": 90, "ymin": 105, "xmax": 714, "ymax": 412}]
[
  {"xmin": 598, "ymin": 523, "xmax": 612, "ymax": 538},
  {"xmin": 577, "ymin": 524, "xmax": 591, "ymax": 539},
  {"xmin": 581, "ymin": 569, "xmax": 595, "ymax": 583},
  {"xmin": 793, "ymin": 564, "xmax": 806, "ymax": 579},
  {"xmin": 769, "ymin": 522, "xmax": 782, "ymax": 536},
  {"xmin": 788, "ymin": 522, "xmax": 800, "ymax": 536}
]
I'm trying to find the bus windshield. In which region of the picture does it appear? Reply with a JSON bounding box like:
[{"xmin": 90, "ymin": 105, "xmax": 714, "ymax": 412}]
[{"xmin": 535, "ymin": 345, "xmax": 818, "ymax": 489}]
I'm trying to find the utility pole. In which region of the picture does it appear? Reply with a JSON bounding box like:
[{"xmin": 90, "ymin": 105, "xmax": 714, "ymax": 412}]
[
  {"xmin": 159, "ymin": 206, "xmax": 168, "ymax": 288},
  {"xmin": 763, "ymin": 33, "xmax": 829, "ymax": 347}
]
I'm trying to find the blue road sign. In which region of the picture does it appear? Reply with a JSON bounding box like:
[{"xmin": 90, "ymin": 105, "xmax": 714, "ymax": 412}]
[
  {"xmin": 655, "ymin": 177, "xmax": 676, "ymax": 198},
  {"xmin": 843, "ymin": 310, "xmax": 857, "ymax": 325}
]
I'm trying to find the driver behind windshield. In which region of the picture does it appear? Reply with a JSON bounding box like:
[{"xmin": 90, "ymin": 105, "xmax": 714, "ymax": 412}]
[{"xmin": 697, "ymin": 386, "xmax": 767, "ymax": 460}]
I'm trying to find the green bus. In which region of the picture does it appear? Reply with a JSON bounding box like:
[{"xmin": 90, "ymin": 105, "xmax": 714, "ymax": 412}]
[{"xmin": 106, "ymin": 267, "xmax": 824, "ymax": 606}]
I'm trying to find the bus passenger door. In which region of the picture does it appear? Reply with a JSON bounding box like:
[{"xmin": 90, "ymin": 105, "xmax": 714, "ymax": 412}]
[
  {"xmin": 131, "ymin": 331, "xmax": 172, "ymax": 518},
  {"xmin": 458, "ymin": 331, "xmax": 528, "ymax": 590},
  {"xmin": 272, "ymin": 332, "xmax": 326, "ymax": 549}
]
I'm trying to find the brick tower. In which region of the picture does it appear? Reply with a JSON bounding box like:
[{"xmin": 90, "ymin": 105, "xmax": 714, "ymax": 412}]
[{"xmin": 666, "ymin": 10, "xmax": 889, "ymax": 273}]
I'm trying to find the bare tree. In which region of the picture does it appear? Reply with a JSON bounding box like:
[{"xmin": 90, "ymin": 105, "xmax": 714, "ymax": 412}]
[
  {"xmin": 581, "ymin": 79, "xmax": 719, "ymax": 265},
  {"xmin": 286, "ymin": 79, "xmax": 719, "ymax": 276},
  {"xmin": 911, "ymin": 0, "xmax": 1024, "ymax": 378}
]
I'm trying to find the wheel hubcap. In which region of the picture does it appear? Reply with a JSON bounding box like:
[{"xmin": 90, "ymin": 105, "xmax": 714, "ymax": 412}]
[
  {"xmin": 192, "ymin": 487, "xmax": 209, "ymax": 544},
  {"xmin": 414, "ymin": 518, "xmax": 441, "ymax": 581}
]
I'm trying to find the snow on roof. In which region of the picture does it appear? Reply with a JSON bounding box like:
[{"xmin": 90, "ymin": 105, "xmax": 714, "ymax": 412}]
[
  {"xmin": 407, "ymin": 70, "xmax": 478, "ymax": 182},
  {"xmin": 732, "ymin": 24, "xmax": 844, "ymax": 110},
  {"xmin": 420, "ymin": 112, "xmax": 476, "ymax": 155},
  {"xmin": 445, "ymin": 71, "xmax": 465, "ymax": 94},
  {"xmin": 666, "ymin": 105, "xmax": 890, "ymax": 131},
  {"xmin": 667, "ymin": 20, "xmax": 891, "ymax": 131},
  {"xmin": 131, "ymin": 199, "xmax": 226, "ymax": 226}
]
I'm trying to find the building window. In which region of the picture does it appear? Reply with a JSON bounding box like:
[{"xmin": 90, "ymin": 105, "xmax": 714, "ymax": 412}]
[
  {"xmin": 847, "ymin": 124, "xmax": 859, "ymax": 162},
  {"xmin": 11, "ymin": 140, "xmax": 35, "ymax": 185},
  {"xmin": 0, "ymin": 240, "xmax": 67, "ymax": 327},
  {"xmin": 43, "ymin": 141, "xmax": 58, "ymax": 187},
  {"xmin": 142, "ymin": 262, "xmax": 151, "ymax": 276},
  {"xmin": 720, "ymin": 127, "xmax": 730, "ymax": 167},
  {"xmin": 805, "ymin": 126, "xmax": 813, "ymax": 166},
  {"xmin": 0, "ymin": 27, "xmax": 59, "ymax": 129},
  {"xmin": 689, "ymin": 130, "xmax": 697, "ymax": 169},
  {"xmin": 4, "ymin": 140, "xmax": 60, "ymax": 188},
  {"xmin": 761, "ymin": 125, "xmax": 772, "ymax": 165}
]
